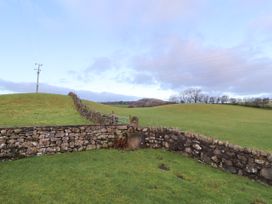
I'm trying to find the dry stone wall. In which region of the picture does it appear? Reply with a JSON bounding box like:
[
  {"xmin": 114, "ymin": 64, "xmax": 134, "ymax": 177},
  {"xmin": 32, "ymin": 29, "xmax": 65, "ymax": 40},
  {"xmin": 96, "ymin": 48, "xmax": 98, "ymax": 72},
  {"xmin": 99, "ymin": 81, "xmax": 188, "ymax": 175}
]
[
  {"xmin": 68, "ymin": 92, "xmax": 118, "ymax": 125},
  {"xmin": 136, "ymin": 127, "xmax": 272, "ymax": 185},
  {"xmin": 0, "ymin": 125, "xmax": 128, "ymax": 160},
  {"xmin": 0, "ymin": 125, "xmax": 272, "ymax": 185}
]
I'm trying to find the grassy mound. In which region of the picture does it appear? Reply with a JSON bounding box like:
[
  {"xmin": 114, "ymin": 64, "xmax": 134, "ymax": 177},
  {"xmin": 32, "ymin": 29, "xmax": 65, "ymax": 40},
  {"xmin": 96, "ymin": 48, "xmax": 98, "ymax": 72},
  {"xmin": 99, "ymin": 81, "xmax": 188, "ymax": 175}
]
[
  {"xmin": 84, "ymin": 101, "xmax": 272, "ymax": 151},
  {"xmin": 0, "ymin": 93, "xmax": 90, "ymax": 127},
  {"xmin": 0, "ymin": 149, "xmax": 271, "ymax": 204}
]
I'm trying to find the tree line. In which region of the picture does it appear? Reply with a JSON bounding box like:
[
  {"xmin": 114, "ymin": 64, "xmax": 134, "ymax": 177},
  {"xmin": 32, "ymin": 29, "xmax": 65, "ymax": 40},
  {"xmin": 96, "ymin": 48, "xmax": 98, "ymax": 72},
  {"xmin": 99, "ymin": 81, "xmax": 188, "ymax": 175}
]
[{"xmin": 169, "ymin": 88, "xmax": 271, "ymax": 108}]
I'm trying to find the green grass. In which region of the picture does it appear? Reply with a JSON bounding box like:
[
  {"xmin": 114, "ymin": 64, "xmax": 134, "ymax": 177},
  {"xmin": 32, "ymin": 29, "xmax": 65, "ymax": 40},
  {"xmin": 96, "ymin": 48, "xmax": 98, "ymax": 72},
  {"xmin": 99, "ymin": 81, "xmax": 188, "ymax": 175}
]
[
  {"xmin": 1, "ymin": 93, "xmax": 271, "ymax": 151},
  {"xmin": 0, "ymin": 149, "xmax": 271, "ymax": 204},
  {"xmin": 0, "ymin": 93, "xmax": 90, "ymax": 127},
  {"xmin": 84, "ymin": 101, "xmax": 272, "ymax": 152},
  {"xmin": 108, "ymin": 104, "xmax": 129, "ymax": 108},
  {"xmin": 0, "ymin": 93, "xmax": 271, "ymax": 203}
]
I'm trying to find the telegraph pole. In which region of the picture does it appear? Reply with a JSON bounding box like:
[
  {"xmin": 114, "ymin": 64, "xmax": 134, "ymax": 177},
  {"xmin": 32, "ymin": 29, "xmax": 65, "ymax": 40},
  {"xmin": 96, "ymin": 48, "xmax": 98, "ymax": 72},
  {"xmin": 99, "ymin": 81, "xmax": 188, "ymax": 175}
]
[{"xmin": 34, "ymin": 63, "xmax": 42, "ymax": 93}]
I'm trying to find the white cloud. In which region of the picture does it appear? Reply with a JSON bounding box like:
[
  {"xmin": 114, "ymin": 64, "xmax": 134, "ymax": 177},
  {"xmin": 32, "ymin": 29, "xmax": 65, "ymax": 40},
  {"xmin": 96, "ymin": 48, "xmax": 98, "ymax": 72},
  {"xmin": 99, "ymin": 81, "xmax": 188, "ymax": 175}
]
[
  {"xmin": 66, "ymin": 34, "xmax": 272, "ymax": 97},
  {"xmin": 5, "ymin": 0, "xmax": 270, "ymax": 99},
  {"xmin": 130, "ymin": 37, "xmax": 272, "ymax": 95},
  {"xmin": 0, "ymin": 79, "xmax": 137, "ymax": 101}
]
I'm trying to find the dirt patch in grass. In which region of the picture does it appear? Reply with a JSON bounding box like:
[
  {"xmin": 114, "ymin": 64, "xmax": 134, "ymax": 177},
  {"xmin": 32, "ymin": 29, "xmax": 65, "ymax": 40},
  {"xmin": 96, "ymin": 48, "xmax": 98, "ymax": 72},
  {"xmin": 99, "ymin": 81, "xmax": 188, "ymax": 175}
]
[
  {"xmin": 158, "ymin": 163, "xmax": 170, "ymax": 171},
  {"xmin": 251, "ymin": 199, "xmax": 267, "ymax": 204}
]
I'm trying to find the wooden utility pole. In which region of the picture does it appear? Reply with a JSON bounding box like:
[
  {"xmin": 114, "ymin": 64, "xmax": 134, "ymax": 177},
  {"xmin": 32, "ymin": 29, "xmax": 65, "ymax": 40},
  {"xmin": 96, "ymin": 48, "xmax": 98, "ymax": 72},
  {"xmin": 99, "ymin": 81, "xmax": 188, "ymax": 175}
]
[{"xmin": 34, "ymin": 63, "xmax": 42, "ymax": 93}]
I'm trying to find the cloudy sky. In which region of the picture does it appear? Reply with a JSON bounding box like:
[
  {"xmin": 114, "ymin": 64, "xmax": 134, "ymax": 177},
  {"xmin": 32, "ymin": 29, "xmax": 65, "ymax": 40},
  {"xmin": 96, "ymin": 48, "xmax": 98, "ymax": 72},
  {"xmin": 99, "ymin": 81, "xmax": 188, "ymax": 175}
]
[{"xmin": 0, "ymin": 0, "xmax": 271, "ymax": 101}]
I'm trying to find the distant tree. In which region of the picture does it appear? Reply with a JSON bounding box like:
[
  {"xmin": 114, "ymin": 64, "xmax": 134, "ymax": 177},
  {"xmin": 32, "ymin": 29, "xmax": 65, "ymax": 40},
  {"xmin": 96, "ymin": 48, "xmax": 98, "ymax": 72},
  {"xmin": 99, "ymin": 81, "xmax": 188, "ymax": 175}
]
[
  {"xmin": 221, "ymin": 95, "xmax": 229, "ymax": 104},
  {"xmin": 198, "ymin": 94, "xmax": 203, "ymax": 103},
  {"xmin": 252, "ymin": 97, "xmax": 270, "ymax": 108},
  {"xmin": 240, "ymin": 97, "xmax": 271, "ymax": 108},
  {"xmin": 182, "ymin": 88, "xmax": 202, "ymax": 103},
  {"xmin": 171, "ymin": 88, "xmax": 271, "ymax": 108},
  {"xmin": 253, "ymin": 98, "xmax": 263, "ymax": 107},
  {"xmin": 215, "ymin": 97, "xmax": 221, "ymax": 104},
  {"xmin": 178, "ymin": 92, "xmax": 187, "ymax": 103},
  {"xmin": 262, "ymin": 98, "xmax": 270, "ymax": 108},
  {"xmin": 197, "ymin": 94, "xmax": 208, "ymax": 104},
  {"xmin": 202, "ymin": 94, "xmax": 210, "ymax": 104},
  {"xmin": 209, "ymin": 96, "xmax": 216, "ymax": 104},
  {"xmin": 229, "ymin": 98, "xmax": 237, "ymax": 104},
  {"xmin": 169, "ymin": 95, "xmax": 179, "ymax": 103}
]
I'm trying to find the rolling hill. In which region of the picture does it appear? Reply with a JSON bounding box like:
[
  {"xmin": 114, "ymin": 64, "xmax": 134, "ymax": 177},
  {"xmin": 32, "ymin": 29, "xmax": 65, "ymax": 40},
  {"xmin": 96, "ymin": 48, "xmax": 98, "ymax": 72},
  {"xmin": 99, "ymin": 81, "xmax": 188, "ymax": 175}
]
[
  {"xmin": 0, "ymin": 93, "xmax": 90, "ymax": 127},
  {"xmin": 1, "ymin": 93, "xmax": 272, "ymax": 151},
  {"xmin": 0, "ymin": 93, "xmax": 272, "ymax": 203},
  {"xmin": 0, "ymin": 93, "xmax": 272, "ymax": 151},
  {"xmin": 84, "ymin": 100, "xmax": 272, "ymax": 152}
]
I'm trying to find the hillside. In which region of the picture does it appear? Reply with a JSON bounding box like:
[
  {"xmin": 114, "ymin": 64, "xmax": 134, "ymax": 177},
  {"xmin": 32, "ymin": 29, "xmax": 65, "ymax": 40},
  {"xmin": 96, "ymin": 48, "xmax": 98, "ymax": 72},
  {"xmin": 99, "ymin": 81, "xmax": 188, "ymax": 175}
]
[
  {"xmin": 0, "ymin": 93, "xmax": 271, "ymax": 203},
  {"xmin": 0, "ymin": 93, "xmax": 90, "ymax": 127},
  {"xmin": 1, "ymin": 149, "xmax": 271, "ymax": 203},
  {"xmin": 84, "ymin": 101, "xmax": 272, "ymax": 152},
  {"xmin": 0, "ymin": 93, "xmax": 272, "ymax": 151},
  {"xmin": 1, "ymin": 93, "xmax": 272, "ymax": 151}
]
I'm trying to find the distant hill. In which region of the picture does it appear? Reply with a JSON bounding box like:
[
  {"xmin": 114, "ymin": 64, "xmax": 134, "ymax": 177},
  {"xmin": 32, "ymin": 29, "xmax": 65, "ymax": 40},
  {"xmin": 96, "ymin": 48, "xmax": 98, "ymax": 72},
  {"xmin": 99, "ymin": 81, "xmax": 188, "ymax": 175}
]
[
  {"xmin": 128, "ymin": 98, "xmax": 176, "ymax": 108},
  {"xmin": 103, "ymin": 98, "xmax": 176, "ymax": 108}
]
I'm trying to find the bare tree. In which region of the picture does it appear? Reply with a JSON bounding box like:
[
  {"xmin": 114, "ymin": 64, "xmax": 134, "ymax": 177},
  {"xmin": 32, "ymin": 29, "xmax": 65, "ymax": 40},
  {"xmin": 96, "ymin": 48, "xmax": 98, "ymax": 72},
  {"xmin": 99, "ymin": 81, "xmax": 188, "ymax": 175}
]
[
  {"xmin": 209, "ymin": 96, "xmax": 216, "ymax": 104},
  {"xmin": 216, "ymin": 97, "xmax": 221, "ymax": 104},
  {"xmin": 182, "ymin": 88, "xmax": 202, "ymax": 103},
  {"xmin": 202, "ymin": 94, "xmax": 210, "ymax": 104},
  {"xmin": 179, "ymin": 92, "xmax": 187, "ymax": 103},
  {"xmin": 221, "ymin": 95, "xmax": 229, "ymax": 104},
  {"xmin": 170, "ymin": 88, "xmax": 270, "ymax": 108},
  {"xmin": 229, "ymin": 98, "xmax": 237, "ymax": 104}
]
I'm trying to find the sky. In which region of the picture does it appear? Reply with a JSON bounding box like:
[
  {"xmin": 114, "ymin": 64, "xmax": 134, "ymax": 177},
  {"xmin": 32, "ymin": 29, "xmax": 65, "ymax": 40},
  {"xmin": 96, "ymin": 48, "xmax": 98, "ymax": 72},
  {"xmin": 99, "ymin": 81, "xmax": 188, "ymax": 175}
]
[{"xmin": 0, "ymin": 0, "xmax": 272, "ymax": 101}]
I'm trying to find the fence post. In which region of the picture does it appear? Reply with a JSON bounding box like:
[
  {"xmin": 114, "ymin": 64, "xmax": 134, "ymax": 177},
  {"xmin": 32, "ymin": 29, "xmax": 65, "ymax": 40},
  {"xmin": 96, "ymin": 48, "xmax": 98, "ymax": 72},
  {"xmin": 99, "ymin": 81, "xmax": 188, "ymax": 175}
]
[{"xmin": 129, "ymin": 115, "xmax": 139, "ymax": 129}]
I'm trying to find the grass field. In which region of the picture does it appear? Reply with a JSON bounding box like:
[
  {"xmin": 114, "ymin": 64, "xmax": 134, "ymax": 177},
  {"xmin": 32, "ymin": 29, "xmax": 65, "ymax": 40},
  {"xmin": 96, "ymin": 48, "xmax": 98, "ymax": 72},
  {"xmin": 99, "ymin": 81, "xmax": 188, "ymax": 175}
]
[
  {"xmin": 0, "ymin": 93, "xmax": 90, "ymax": 127},
  {"xmin": 0, "ymin": 149, "xmax": 271, "ymax": 204},
  {"xmin": 84, "ymin": 101, "xmax": 272, "ymax": 152},
  {"xmin": 0, "ymin": 93, "xmax": 271, "ymax": 203},
  {"xmin": 0, "ymin": 93, "xmax": 271, "ymax": 151}
]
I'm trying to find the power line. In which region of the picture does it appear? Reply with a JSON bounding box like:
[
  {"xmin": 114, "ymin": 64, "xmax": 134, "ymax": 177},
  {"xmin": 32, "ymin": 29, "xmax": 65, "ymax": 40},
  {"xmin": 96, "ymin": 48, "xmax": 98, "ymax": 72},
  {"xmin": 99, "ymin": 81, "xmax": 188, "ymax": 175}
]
[{"xmin": 34, "ymin": 63, "xmax": 43, "ymax": 93}]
